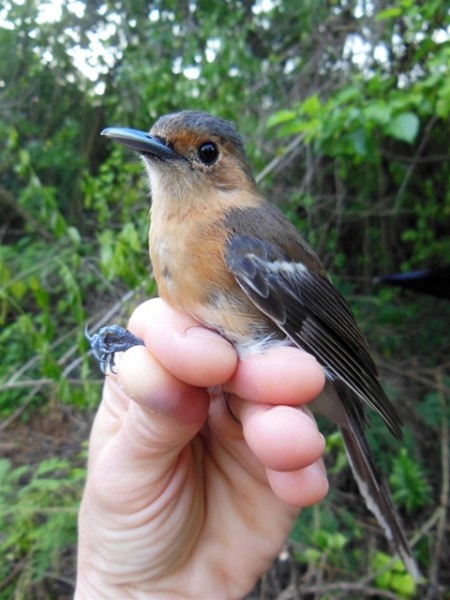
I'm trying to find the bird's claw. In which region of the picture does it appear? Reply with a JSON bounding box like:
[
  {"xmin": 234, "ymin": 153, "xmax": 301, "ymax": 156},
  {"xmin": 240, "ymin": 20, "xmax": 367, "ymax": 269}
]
[{"xmin": 85, "ymin": 324, "xmax": 144, "ymax": 374}]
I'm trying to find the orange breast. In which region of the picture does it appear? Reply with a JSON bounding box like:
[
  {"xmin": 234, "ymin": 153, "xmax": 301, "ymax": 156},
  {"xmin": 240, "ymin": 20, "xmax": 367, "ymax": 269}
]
[{"xmin": 149, "ymin": 208, "xmax": 271, "ymax": 346}]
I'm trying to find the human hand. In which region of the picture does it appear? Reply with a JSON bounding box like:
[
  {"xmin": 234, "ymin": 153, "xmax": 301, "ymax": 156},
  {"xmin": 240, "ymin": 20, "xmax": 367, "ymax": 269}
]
[{"xmin": 76, "ymin": 298, "xmax": 327, "ymax": 599}]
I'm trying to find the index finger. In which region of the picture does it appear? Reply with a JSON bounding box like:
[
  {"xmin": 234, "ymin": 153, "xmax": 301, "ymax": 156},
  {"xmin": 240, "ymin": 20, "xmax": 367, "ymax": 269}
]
[
  {"xmin": 128, "ymin": 298, "xmax": 238, "ymax": 388},
  {"xmin": 226, "ymin": 346, "xmax": 325, "ymax": 405}
]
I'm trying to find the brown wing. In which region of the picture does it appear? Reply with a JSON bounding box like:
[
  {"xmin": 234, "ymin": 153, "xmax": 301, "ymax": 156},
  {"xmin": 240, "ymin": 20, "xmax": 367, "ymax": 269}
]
[{"xmin": 225, "ymin": 234, "xmax": 402, "ymax": 439}]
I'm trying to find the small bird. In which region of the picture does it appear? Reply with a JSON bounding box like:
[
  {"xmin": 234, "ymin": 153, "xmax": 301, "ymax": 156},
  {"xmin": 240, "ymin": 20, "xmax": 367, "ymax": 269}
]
[
  {"xmin": 379, "ymin": 265, "xmax": 450, "ymax": 299},
  {"xmin": 88, "ymin": 110, "xmax": 419, "ymax": 580}
]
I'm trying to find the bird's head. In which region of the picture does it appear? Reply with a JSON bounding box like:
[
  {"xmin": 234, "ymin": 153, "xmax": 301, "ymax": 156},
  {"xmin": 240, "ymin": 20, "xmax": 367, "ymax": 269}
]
[{"xmin": 102, "ymin": 111, "xmax": 257, "ymax": 212}]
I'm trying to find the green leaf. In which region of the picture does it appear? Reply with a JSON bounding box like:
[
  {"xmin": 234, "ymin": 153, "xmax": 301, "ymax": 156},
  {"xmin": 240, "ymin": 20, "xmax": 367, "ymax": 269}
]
[
  {"xmin": 363, "ymin": 103, "xmax": 392, "ymax": 125},
  {"xmin": 276, "ymin": 120, "xmax": 306, "ymax": 137},
  {"xmin": 376, "ymin": 7, "xmax": 402, "ymax": 21},
  {"xmin": 11, "ymin": 280, "xmax": 27, "ymax": 300},
  {"xmin": 385, "ymin": 112, "xmax": 419, "ymax": 143},
  {"xmin": 67, "ymin": 226, "xmax": 81, "ymax": 246},
  {"xmin": 348, "ymin": 128, "xmax": 369, "ymax": 157},
  {"xmin": 267, "ymin": 110, "xmax": 296, "ymax": 128},
  {"xmin": 373, "ymin": 552, "xmax": 417, "ymax": 597},
  {"xmin": 300, "ymin": 94, "xmax": 321, "ymax": 116},
  {"xmin": 333, "ymin": 85, "xmax": 361, "ymax": 105},
  {"xmin": 119, "ymin": 222, "xmax": 141, "ymax": 252},
  {"xmin": 390, "ymin": 448, "xmax": 431, "ymax": 512},
  {"xmin": 302, "ymin": 548, "xmax": 321, "ymax": 564}
]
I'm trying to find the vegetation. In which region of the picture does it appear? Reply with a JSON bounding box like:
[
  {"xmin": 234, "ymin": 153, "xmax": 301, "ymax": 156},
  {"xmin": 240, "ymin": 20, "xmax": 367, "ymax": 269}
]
[{"xmin": 1, "ymin": 0, "xmax": 449, "ymax": 597}]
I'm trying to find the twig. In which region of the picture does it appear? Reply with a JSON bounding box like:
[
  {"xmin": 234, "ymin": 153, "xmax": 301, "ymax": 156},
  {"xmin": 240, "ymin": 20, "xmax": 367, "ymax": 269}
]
[
  {"xmin": 276, "ymin": 580, "xmax": 403, "ymax": 599},
  {"xmin": 1, "ymin": 378, "xmax": 56, "ymax": 390},
  {"xmin": 426, "ymin": 368, "xmax": 449, "ymax": 599},
  {"xmin": 0, "ymin": 558, "xmax": 27, "ymax": 592},
  {"xmin": 379, "ymin": 358, "xmax": 450, "ymax": 389},
  {"xmin": 0, "ymin": 384, "xmax": 46, "ymax": 431},
  {"xmin": 410, "ymin": 506, "xmax": 443, "ymax": 546},
  {"xmin": 59, "ymin": 286, "xmax": 142, "ymax": 376},
  {"xmin": 0, "ymin": 286, "xmax": 144, "ymax": 430},
  {"xmin": 0, "ymin": 378, "xmax": 99, "ymax": 432},
  {"xmin": 256, "ymin": 134, "xmax": 305, "ymax": 184},
  {"xmin": 2, "ymin": 286, "xmax": 141, "ymax": 387},
  {"xmin": 84, "ymin": 286, "xmax": 141, "ymax": 335},
  {"xmin": 381, "ymin": 149, "xmax": 450, "ymax": 163},
  {"xmin": 4, "ymin": 327, "xmax": 77, "ymax": 385},
  {"xmin": 0, "ymin": 186, "xmax": 54, "ymax": 243},
  {"xmin": 394, "ymin": 115, "xmax": 438, "ymax": 210},
  {"xmin": 42, "ymin": 571, "xmax": 75, "ymax": 589},
  {"xmin": 0, "ymin": 378, "xmax": 95, "ymax": 391}
]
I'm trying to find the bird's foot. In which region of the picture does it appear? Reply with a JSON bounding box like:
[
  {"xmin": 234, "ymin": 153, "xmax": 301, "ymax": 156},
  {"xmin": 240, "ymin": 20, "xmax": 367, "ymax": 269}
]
[{"xmin": 85, "ymin": 324, "xmax": 144, "ymax": 374}]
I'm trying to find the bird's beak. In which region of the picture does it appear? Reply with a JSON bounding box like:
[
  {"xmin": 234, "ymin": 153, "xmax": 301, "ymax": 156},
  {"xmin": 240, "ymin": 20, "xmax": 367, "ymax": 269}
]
[{"xmin": 101, "ymin": 127, "xmax": 180, "ymax": 161}]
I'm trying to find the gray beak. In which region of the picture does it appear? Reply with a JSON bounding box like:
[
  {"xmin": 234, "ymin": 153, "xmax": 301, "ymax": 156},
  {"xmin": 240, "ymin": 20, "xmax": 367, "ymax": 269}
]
[{"xmin": 101, "ymin": 127, "xmax": 179, "ymax": 161}]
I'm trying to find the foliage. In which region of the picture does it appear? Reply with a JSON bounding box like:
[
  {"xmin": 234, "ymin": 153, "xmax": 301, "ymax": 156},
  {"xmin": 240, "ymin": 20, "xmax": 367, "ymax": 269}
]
[
  {"xmin": 373, "ymin": 552, "xmax": 417, "ymax": 598},
  {"xmin": 1, "ymin": 0, "xmax": 449, "ymax": 597},
  {"xmin": 390, "ymin": 448, "xmax": 432, "ymax": 514},
  {"xmin": 0, "ymin": 457, "xmax": 84, "ymax": 599}
]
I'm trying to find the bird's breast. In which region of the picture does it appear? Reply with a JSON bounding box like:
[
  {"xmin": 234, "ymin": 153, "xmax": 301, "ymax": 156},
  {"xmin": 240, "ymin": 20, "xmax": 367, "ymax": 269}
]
[{"xmin": 149, "ymin": 212, "xmax": 277, "ymax": 351}]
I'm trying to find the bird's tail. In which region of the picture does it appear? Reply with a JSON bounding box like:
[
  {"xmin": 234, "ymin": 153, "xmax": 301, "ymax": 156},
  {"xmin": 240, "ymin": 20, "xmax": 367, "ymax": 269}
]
[
  {"xmin": 306, "ymin": 381, "xmax": 421, "ymax": 581},
  {"xmin": 339, "ymin": 403, "xmax": 421, "ymax": 581}
]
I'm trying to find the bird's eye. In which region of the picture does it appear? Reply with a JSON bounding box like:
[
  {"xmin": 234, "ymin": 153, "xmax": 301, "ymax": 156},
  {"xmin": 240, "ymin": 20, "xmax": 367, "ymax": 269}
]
[{"xmin": 197, "ymin": 142, "xmax": 218, "ymax": 165}]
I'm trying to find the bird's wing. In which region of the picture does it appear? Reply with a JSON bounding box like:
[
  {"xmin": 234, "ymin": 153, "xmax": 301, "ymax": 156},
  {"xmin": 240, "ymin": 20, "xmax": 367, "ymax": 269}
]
[
  {"xmin": 225, "ymin": 235, "xmax": 421, "ymax": 579},
  {"xmin": 224, "ymin": 235, "xmax": 402, "ymax": 439}
]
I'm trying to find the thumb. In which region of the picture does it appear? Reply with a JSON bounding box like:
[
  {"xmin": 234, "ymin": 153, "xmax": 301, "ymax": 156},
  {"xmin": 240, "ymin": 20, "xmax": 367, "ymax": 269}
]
[
  {"xmin": 85, "ymin": 296, "xmax": 238, "ymax": 510},
  {"xmin": 118, "ymin": 343, "xmax": 211, "ymax": 452},
  {"xmin": 85, "ymin": 348, "xmax": 210, "ymax": 514}
]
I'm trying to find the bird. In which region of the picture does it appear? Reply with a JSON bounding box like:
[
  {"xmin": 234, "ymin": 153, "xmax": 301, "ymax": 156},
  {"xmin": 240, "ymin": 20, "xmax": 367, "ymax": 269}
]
[
  {"xmin": 378, "ymin": 265, "xmax": 450, "ymax": 299},
  {"xmin": 87, "ymin": 110, "xmax": 420, "ymax": 580}
]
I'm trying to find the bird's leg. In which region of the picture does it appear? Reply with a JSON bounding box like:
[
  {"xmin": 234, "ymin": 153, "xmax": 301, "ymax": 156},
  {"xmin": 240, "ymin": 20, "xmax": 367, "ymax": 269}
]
[{"xmin": 85, "ymin": 324, "xmax": 144, "ymax": 374}]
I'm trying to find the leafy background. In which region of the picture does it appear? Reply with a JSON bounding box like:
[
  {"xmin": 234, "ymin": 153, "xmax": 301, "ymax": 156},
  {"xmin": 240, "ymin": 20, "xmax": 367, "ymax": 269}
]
[{"xmin": 1, "ymin": 0, "xmax": 449, "ymax": 598}]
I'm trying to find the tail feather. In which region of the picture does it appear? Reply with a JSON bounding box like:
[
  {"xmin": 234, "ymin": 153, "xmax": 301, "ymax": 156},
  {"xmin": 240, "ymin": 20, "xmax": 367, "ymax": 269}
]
[
  {"xmin": 340, "ymin": 413, "xmax": 421, "ymax": 581},
  {"xmin": 313, "ymin": 382, "xmax": 421, "ymax": 581}
]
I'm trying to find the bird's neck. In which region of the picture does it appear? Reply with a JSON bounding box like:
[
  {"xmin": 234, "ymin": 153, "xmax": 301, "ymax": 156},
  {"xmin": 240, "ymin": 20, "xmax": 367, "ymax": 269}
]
[{"xmin": 150, "ymin": 185, "xmax": 261, "ymax": 224}]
